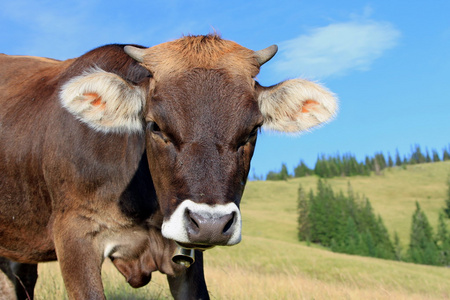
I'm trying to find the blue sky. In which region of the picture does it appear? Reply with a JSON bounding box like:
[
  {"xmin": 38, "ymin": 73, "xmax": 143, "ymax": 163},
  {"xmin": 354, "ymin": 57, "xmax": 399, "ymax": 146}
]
[{"xmin": 2, "ymin": 0, "xmax": 450, "ymax": 178}]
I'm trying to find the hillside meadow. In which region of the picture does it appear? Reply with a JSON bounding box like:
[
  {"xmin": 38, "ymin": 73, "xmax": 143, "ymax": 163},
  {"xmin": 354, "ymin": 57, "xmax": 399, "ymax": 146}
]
[{"xmin": 34, "ymin": 161, "xmax": 450, "ymax": 299}]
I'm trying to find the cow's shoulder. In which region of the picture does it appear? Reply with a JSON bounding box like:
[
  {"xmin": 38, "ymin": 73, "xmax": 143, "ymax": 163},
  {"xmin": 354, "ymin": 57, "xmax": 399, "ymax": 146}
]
[
  {"xmin": 0, "ymin": 54, "xmax": 67, "ymax": 91},
  {"xmin": 62, "ymin": 44, "xmax": 151, "ymax": 85}
]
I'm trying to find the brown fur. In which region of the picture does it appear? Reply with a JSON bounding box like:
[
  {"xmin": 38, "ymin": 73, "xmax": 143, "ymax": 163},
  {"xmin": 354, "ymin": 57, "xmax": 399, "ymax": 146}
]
[{"xmin": 141, "ymin": 34, "xmax": 260, "ymax": 82}]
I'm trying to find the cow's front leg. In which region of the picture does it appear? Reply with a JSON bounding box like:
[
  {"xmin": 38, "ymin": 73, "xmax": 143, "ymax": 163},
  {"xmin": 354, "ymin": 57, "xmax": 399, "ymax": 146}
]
[
  {"xmin": 0, "ymin": 257, "xmax": 16, "ymax": 300},
  {"xmin": 167, "ymin": 250, "xmax": 209, "ymax": 300},
  {"xmin": 0, "ymin": 257, "xmax": 38, "ymax": 300},
  {"xmin": 10, "ymin": 262, "xmax": 38, "ymax": 300},
  {"xmin": 53, "ymin": 215, "xmax": 105, "ymax": 300}
]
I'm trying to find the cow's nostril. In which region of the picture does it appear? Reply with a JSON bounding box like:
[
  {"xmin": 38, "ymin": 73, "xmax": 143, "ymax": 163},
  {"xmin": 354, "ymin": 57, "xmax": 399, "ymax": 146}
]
[
  {"xmin": 186, "ymin": 210, "xmax": 201, "ymax": 234},
  {"xmin": 190, "ymin": 216, "xmax": 199, "ymax": 229},
  {"xmin": 222, "ymin": 213, "xmax": 235, "ymax": 234}
]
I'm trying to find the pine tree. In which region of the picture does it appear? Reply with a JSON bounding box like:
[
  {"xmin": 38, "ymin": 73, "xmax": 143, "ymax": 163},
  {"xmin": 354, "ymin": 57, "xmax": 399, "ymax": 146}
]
[
  {"xmin": 294, "ymin": 160, "xmax": 312, "ymax": 177},
  {"xmin": 317, "ymin": 180, "xmax": 337, "ymax": 245},
  {"xmin": 410, "ymin": 145, "xmax": 426, "ymax": 164},
  {"xmin": 308, "ymin": 182, "xmax": 328, "ymax": 244},
  {"xmin": 349, "ymin": 156, "xmax": 360, "ymax": 176},
  {"xmin": 443, "ymin": 147, "xmax": 450, "ymax": 161},
  {"xmin": 342, "ymin": 216, "xmax": 360, "ymax": 255},
  {"xmin": 314, "ymin": 155, "xmax": 325, "ymax": 178},
  {"xmin": 425, "ymin": 148, "xmax": 432, "ymax": 163},
  {"xmin": 387, "ymin": 152, "xmax": 394, "ymax": 168},
  {"xmin": 266, "ymin": 163, "xmax": 290, "ymax": 181},
  {"xmin": 362, "ymin": 162, "xmax": 371, "ymax": 176},
  {"xmin": 374, "ymin": 216, "xmax": 396, "ymax": 259},
  {"xmin": 375, "ymin": 152, "xmax": 387, "ymax": 170},
  {"xmin": 308, "ymin": 179, "xmax": 346, "ymax": 246},
  {"xmin": 280, "ymin": 163, "xmax": 289, "ymax": 180},
  {"xmin": 436, "ymin": 211, "xmax": 450, "ymax": 266},
  {"xmin": 408, "ymin": 202, "xmax": 439, "ymax": 265},
  {"xmin": 393, "ymin": 231, "xmax": 403, "ymax": 261},
  {"xmin": 331, "ymin": 191, "xmax": 348, "ymax": 247},
  {"xmin": 297, "ymin": 184, "xmax": 310, "ymax": 242},
  {"xmin": 403, "ymin": 156, "xmax": 408, "ymax": 165},
  {"xmin": 432, "ymin": 149, "xmax": 441, "ymax": 162},
  {"xmin": 323, "ymin": 159, "xmax": 333, "ymax": 178},
  {"xmin": 444, "ymin": 174, "xmax": 450, "ymax": 219},
  {"xmin": 395, "ymin": 149, "xmax": 402, "ymax": 167},
  {"xmin": 365, "ymin": 156, "xmax": 373, "ymax": 171},
  {"xmin": 361, "ymin": 230, "xmax": 375, "ymax": 257},
  {"xmin": 328, "ymin": 157, "xmax": 339, "ymax": 177},
  {"xmin": 265, "ymin": 171, "xmax": 279, "ymax": 181}
]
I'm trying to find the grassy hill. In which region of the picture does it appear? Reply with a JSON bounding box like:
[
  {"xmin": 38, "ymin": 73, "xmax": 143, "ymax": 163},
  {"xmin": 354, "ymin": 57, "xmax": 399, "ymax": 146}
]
[
  {"xmin": 35, "ymin": 161, "xmax": 450, "ymax": 299},
  {"xmin": 244, "ymin": 161, "xmax": 450, "ymax": 247}
]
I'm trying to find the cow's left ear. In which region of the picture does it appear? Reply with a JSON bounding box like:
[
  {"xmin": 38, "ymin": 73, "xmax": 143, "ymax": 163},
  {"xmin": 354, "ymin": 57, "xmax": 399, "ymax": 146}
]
[
  {"xmin": 257, "ymin": 79, "xmax": 338, "ymax": 133},
  {"xmin": 60, "ymin": 68, "xmax": 145, "ymax": 133}
]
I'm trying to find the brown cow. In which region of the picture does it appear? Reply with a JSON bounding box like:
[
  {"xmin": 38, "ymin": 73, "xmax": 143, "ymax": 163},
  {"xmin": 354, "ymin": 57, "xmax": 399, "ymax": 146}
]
[{"xmin": 0, "ymin": 34, "xmax": 337, "ymax": 299}]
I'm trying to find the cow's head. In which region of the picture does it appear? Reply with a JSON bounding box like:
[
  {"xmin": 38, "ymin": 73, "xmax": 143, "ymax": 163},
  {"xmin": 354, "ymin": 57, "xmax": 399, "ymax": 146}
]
[{"xmin": 60, "ymin": 35, "xmax": 337, "ymax": 249}]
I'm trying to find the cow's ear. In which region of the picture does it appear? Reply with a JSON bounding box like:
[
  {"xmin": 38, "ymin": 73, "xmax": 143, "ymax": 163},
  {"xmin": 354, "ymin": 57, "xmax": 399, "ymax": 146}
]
[
  {"xmin": 60, "ymin": 68, "xmax": 145, "ymax": 133},
  {"xmin": 257, "ymin": 79, "xmax": 338, "ymax": 133}
]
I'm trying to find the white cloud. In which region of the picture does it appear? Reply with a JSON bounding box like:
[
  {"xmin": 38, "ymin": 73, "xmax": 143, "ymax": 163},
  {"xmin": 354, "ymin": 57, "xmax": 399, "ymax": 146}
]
[{"xmin": 273, "ymin": 18, "xmax": 401, "ymax": 79}]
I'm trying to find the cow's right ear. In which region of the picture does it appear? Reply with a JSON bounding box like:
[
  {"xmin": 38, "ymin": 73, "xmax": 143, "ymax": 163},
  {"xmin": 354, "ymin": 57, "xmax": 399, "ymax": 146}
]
[
  {"xmin": 257, "ymin": 79, "xmax": 338, "ymax": 133},
  {"xmin": 60, "ymin": 68, "xmax": 145, "ymax": 134}
]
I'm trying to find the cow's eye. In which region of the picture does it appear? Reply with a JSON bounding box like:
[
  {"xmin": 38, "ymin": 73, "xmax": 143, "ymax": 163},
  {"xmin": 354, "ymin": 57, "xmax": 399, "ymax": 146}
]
[
  {"xmin": 148, "ymin": 121, "xmax": 173, "ymax": 144},
  {"xmin": 248, "ymin": 126, "xmax": 259, "ymax": 139},
  {"xmin": 149, "ymin": 121, "xmax": 161, "ymax": 133},
  {"xmin": 238, "ymin": 125, "xmax": 261, "ymax": 149}
]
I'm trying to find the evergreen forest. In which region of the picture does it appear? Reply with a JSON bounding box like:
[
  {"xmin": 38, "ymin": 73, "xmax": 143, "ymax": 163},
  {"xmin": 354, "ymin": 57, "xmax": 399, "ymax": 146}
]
[
  {"xmin": 297, "ymin": 180, "xmax": 450, "ymax": 266},
  {"xmin": 264, "ymin": 144, "xmax": 450, "ymax": 180}
]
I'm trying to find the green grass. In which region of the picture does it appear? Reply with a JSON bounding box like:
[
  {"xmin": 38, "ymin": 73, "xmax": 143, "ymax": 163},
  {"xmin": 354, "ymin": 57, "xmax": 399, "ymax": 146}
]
[{"xmin": 35, "ymin": 161, "xmax": 450, "ymax": 299}]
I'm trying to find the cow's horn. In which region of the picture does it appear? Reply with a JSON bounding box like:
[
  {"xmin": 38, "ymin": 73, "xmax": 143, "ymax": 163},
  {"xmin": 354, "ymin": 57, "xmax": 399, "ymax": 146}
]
[
  {"xmin": 255, "ymin": 44, "xmax": 278, "ymax": 66},
  {"xmin": 124, "ymin": 46, "xmax": 146, "ymax": 63},
  {"xmin": 172, "ymin": 245, "xmax": 195, "ymax": 268}
]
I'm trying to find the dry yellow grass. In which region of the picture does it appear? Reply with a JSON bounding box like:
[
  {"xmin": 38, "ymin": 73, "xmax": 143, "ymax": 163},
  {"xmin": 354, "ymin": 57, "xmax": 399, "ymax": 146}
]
[
  {"xmin": 33, "ymin": 161, "xmax": 450, "ymax": 299},
  {"xmin": 35, "ymin": 261, "xmax": 172, "ymax": 300},
  {"xmin": 203, "ymin": 237, "xmax": 450, "ymax": 300},
  {"xmin": 35, "ymin": 237, "xmax": 450, "ymax": 300}
]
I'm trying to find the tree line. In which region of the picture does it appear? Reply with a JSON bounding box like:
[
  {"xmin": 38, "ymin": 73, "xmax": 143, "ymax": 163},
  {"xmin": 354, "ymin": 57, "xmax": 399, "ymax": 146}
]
[
  {"xmin": 297, "ymin": 180, "xmax": 450, "ymax": 266},
  {"xmin": 264, "ymin": 144, "xmax": 450, "ymax": 180}
]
